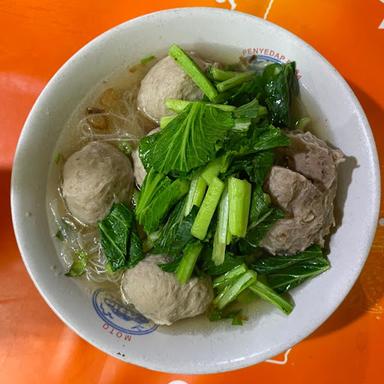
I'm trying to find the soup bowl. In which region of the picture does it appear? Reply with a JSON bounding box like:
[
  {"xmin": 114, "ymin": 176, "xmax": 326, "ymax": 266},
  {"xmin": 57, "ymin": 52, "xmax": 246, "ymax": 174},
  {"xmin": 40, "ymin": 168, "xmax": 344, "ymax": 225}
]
[{"xmin": 11, "ymin": 7, "xmax": 380, "ymax": 374}]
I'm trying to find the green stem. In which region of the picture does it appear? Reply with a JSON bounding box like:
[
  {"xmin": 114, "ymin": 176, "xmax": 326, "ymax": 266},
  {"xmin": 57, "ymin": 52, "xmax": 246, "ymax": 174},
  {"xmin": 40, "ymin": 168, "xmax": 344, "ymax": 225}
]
[
  {"xmin": 214, "ymin": 270, "xmax": 257, "ymax": 310},
  {"xmin": 210, "ymin": 67, "xmax": 239, "ymax": 81},
  {"xmin": 168, "ymin": 44, "xmax": 218, "ymax": 102},
  {"xmin": 142, "ymin": 231, "xmax": 160, "ymax": 252},
  {"xmin": 228, "ymin": 177, "xmax": 252, "ymax": 238},
  {"xmin": 165, "ymin": 98, "xmax": 236, "ymax": 113},
  {"xmin": 212, "ymin": 186, "xmax": 229, "ymax": 265},
  {"xmin": 201, "ymin": 156, "xmax": 230, "ymax": 185},
  {"xmin": 191, "ymin": 177, "xmax": 224, "ymax": 240},
  {"xmin": 213, "ymin": 264, "xmax": 248, "ymax": 289},
  {"xmin": 175, "ymin": 241, "xmax": 203, "ymax": 284},
  {"xmin": 216, "ymin": 71, "xmax": 255, "ymax": 92},
  {"xmin": 212, "ymin": 90, "xmax": 234, "ymax": 104},
  {"xmin": 185, "ymin": 176, "xmax": 207, "ymax": 216},
  {"xmin": 249, "ymin": 280, "xmax": 294, "ymax": 315}
]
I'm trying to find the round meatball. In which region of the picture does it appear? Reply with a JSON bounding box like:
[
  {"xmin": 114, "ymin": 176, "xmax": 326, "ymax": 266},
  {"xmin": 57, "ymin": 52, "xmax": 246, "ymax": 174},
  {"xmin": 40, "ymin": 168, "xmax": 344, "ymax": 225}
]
[
  {"xmin": 62, "ymin": 141, "xmax": 133, "ymax": 225},
  {"xmin": 137, "ymin": 55, "xmax": 204, "ymax": 122},
  {"xmin": 132, "ymin": 127, "xmax": 160, "ymax": 187},
  {"xmin": 120, "ymin": 255, "xmax": 214, "ymax": 325}
]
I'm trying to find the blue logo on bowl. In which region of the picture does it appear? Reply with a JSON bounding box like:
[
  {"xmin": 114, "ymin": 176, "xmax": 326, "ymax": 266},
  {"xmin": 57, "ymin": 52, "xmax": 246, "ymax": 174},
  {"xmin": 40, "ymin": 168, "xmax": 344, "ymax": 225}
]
[{"xmin": 92, "ymin": 288, "xmax": 158, "ymax": 335}]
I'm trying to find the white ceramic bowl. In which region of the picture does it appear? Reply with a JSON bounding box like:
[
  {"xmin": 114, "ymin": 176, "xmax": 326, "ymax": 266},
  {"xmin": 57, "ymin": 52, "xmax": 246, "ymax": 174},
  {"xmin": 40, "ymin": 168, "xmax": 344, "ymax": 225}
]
[{"xmin": 11, "ymin": 8, "xmax": 380, "ymax": 374}]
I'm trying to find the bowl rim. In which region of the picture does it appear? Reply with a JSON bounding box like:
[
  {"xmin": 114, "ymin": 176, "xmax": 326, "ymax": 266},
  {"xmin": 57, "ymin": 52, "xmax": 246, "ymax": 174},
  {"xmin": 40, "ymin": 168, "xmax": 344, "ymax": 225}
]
[{"xmin": 11, "ymin": 7, "xmax": 381, "ymax": 374}]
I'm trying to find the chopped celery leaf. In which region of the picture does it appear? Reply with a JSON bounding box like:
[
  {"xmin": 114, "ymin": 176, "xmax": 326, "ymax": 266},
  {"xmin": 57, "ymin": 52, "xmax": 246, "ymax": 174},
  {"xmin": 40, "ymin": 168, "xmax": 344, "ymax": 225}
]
[
  {"xmin": 209, "ymin": 307, "xmax": 246, "ymax": 325},
  {"xmin": 66, "ymin": 249, "xmax": 88, "ymax": 277}
]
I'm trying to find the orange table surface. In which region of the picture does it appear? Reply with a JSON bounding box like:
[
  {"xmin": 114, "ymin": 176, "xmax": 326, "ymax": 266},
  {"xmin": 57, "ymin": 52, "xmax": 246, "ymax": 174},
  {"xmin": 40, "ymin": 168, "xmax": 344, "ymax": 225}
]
[{"xmin": 1, "ymin": 1, "xmax": 383, "ymax": 383}]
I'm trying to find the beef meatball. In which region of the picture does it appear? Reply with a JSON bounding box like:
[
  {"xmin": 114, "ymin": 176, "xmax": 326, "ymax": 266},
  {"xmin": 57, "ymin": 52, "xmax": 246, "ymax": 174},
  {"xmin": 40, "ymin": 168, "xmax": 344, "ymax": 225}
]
[
  {"xmin": 260, "ymin": 131, "xmax": 344, "ymax": 255},
  {"xmin": 260, "ymin": 166, "xmax": 329, "ymax": 255},
  {"xmin": 137, "ymin": 55, "xmax": 205, "ymax": 122},
  {"xmin": 285, "ymin": 131, "xmax": 344, "ymax": 190},
  {"xmin": 62, "ymin": 141, "xmax": 133, "ymax": 225},
  {"xmin": 120, "ymin": 255, "xmax": 213, "ymax": 325}
]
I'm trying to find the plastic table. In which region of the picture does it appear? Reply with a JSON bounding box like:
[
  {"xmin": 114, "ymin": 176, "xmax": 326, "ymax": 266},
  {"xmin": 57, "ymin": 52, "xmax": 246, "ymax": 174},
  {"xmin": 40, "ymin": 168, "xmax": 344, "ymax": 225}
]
[{"xmin": 1, "ymin": 1, "xmax": 383, "ymax": 383}]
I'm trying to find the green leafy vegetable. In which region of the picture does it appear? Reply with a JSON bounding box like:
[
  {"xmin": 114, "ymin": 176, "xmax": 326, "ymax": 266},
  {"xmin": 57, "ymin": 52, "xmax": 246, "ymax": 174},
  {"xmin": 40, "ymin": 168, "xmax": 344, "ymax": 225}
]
[
  {"xmin": 137, "ymin": 170, "xmax": 189, "ymax": 233},
  {"xmin": 251, "ymin": 245, "xmax": 323, "ymax": 274},
  {"xmin": 249, "ymin": 125, "xmax": 290, "ymax": 152},
  {"xmin": 136, "ymin": 169, "xmax": 169, "ymax": 217},
  {"xmin": 250, "ymin": 245, "xmax": 330, "ymax": 293},
  {"xmin": 225, "ymin": 124, "xmax": 290, "ymax": 157},
  {"xmin": 225, "ymin": 151, "xmax": 275, "ymax": 184},
  {"xmin": 245, "ymin": 207, "xmax": 285, "ymax": 248},
  {"xmin": 248, "ymin": 151, "xmax": 275, "ymax": 184},
  {"xmin": 99, "ymin": 203, "xmax": 143, "ymax": 271},
  {"xmin": 160, "ymin": 115, "xmax": 175, "ymax": 129},
  {"xmin": 249, "ymin": 185, "xmax": 271, "ymax": 224},
  {"xmin": 139, "ymin": 102, "xmax": 234, "ymax": 175},
  {"xmin": 267, "ymin": 257, "xmax": 330, "ymax": 293},
  {"xmin": 138, "ymin": 133, "xmax": 158, "ymax": 171},
  {"xmin": 66, "ymin": 249, "xmax": 88, "ymax": 277},
  {"xmin": 232, "ymin": 118, "xmax": 252, "ymax": 132},
  {"xmin": 153, "ymin": 200, "xmax": 198, "ymax": 256},
  {"xmin": 201, "ymin": 251, "xmax": 244, "ymax": 276},
  {"xmin": 227, "ymin": 74, "xmax": 264, "ymax": 106},
  {"xmin": 263, "ymin": 62, "xmax": 299, "ymax": 127},
  {"xmin": 234, "ymin": 97, "xmax": 268, "ymax": 121}
]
